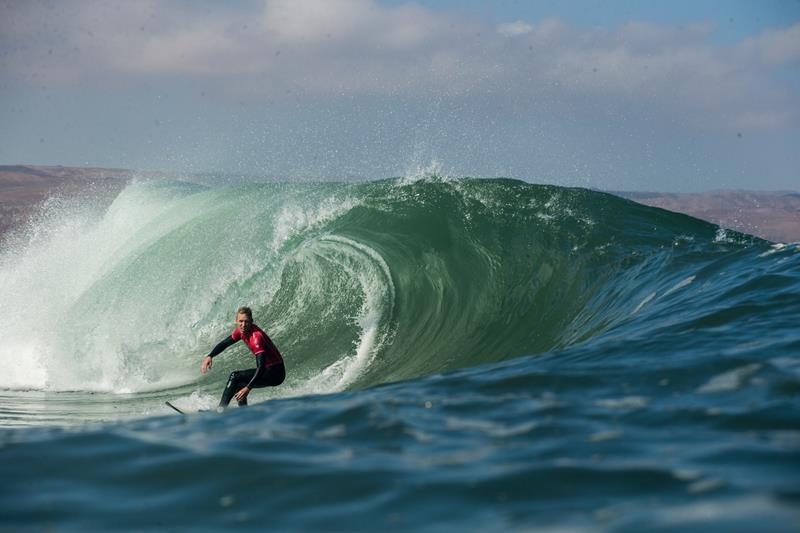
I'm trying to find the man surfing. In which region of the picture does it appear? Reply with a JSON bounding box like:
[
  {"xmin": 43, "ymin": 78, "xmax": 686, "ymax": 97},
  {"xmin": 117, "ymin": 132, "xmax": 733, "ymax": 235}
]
[{"xmin": 201, "ymin": 306, "xmax": 286, "ymax": 408}]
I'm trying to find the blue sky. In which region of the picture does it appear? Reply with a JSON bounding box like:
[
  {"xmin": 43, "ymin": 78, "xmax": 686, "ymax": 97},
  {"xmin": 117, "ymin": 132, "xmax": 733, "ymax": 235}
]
[
  {"xmin": 1, "ymin": 0, "xmax": 798, "ymax": 191},
  {"xmin": 410, "ymin": 0, "xmax": 800, "ymax": 41}
]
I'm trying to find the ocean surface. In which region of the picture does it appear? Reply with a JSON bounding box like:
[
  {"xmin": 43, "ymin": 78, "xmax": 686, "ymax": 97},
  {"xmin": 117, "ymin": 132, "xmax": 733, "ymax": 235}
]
[{"xmin": 0, "ymin": 175, "xmax": 798, "ymax": 531}]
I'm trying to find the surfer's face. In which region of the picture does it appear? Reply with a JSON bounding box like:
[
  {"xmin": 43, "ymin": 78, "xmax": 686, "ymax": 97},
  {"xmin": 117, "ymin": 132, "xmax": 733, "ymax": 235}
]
[{"xmin": 236, "ymin": 314, "xmax": 253, "ymax": 334}]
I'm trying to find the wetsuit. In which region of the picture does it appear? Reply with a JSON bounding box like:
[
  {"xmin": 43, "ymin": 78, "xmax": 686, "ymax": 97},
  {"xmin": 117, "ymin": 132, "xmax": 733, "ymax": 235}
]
[{"xmin": 207, "ymin": 324, "xmax": 285, "ymax": 407}]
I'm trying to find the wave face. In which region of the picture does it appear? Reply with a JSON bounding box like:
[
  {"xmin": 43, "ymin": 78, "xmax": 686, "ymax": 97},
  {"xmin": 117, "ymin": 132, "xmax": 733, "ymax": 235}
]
[
  {"xmin": 0, "ymin": 176, "xmax": 790, "ymax": 397},
  {"xmin": 1, "ymin": 176, "xmax": 799, "ymax": 531}
]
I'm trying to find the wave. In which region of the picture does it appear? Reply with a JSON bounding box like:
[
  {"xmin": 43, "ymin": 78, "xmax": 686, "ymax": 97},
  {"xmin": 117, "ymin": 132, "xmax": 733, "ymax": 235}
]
[{"xmin": 0, "ymin": 175, "xmax": 789, "ymax": 399}]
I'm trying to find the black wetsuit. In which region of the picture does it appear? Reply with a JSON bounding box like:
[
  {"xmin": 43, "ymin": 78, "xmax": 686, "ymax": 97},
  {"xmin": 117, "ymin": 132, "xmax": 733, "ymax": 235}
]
[{"xmin": 207, "ymin": 326, "xmax": 286, "ymax": 407}]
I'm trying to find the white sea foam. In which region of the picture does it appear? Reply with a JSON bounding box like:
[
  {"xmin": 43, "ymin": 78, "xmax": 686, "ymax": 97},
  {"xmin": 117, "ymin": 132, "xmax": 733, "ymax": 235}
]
[
  {"xmin": 631, "ymin": 292, "xmax": 656, "ymax": 315},
  {"xmin": 650, "ymin": 496, "xmax": 793, "ymax": 528},
  {"xmin": 697, "ymin": 363, "xmax": 762, "ymax": 393},
  {"xmin": 663, "ymin": 275, "xmax": 696, "ymax": 297},
  {"xmin": 0, "ymin": 180, "xmax": 209, "ymax": 392},
  {"xmin": 270, "ymin": 194, "xmax": 359, "ymax": 251},
  {"xmin": 281, "ymin": 234, "xmax": 396, "ymax": 396},
  {"xmin": 595, "ymin": 396, "xmax": 649, "ymax": 410}
]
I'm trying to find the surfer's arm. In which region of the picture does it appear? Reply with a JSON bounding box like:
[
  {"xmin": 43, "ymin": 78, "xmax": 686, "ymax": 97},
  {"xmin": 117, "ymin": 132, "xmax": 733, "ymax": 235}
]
[
  {"xmin": 201, "ymin": 336, "xmax": 237, "ymax": 374},
  {"xmin": 233, "ymin": 353, "xmax": 267, "ymax": 401},
  {"xmin": 208, "ymin": 336, "xmax": 237, "ymax": 358},
  {"xmin": 243, "ymin": 352, "xmax": 268, "ymax": 390}
]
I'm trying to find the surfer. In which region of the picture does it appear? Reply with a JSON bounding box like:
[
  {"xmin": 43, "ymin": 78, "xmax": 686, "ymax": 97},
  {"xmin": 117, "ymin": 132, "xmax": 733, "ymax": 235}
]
[{"xmin": 200, "ymin": 306, "xmax": 286, "ymax": 408}]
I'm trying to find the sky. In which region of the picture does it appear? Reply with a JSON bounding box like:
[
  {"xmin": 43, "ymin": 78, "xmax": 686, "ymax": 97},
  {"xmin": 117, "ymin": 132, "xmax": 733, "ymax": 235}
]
[{"xmin": 1, "ymin": 0, "xmax": 799, "ymax": 191}]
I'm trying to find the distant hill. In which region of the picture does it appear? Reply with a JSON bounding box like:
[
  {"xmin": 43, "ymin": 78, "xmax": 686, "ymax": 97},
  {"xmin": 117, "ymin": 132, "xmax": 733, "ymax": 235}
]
[
  {"xmin": 616, "ymin": 190, "xmax": 800, "ymax": 243},
  {"xmin": 0, "ymin": 165, "xmax": 798, "ymax": 243},
  {"xmin": 0, "ymin": 165, "xmax": 133, "ymax": 237}
]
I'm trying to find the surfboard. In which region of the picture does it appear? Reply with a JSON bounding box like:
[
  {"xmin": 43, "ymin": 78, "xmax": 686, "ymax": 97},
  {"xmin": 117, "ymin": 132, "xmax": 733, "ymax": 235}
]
[
  {"xmin": 165, "ymin": 400, "xmax": 213, "ymax": 414},
  {"xmin": 165, "ymin": 401, "xmax": 185, "ymax": 415}
]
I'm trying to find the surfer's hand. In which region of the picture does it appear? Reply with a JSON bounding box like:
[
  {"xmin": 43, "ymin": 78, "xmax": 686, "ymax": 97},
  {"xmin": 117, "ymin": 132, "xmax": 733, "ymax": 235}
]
[
  {"xmin": 235, "ymin": 386, "xmax": 250, "ymax": 402},
  {"xmin": 201, "ymin": 356, "xmax": 213, "ymax": 374}
]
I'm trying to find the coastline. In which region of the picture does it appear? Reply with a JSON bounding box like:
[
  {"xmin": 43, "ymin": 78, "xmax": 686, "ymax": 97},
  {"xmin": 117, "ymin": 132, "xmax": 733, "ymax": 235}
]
[
  {"xmin": 0, "ymin": 165, "xmax": 132, "ymax": 238},
  {"xmin": 616, "ymin": 190, "xmax": 800, "ymax": 244}
]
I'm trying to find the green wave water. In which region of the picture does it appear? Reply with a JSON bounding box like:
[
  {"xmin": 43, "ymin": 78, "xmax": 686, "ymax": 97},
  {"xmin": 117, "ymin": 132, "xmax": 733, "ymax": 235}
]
[
  {"xmin": 1, "ymin": 176, "xmax": 798, "ymax": 531},
  {"xmin": 0, "ymin": 176, "xmax": 759, "ymax": 397}
]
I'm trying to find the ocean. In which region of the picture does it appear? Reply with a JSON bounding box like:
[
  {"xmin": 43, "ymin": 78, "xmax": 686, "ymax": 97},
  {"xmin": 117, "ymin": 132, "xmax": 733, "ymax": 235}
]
[{"xmin": 0, "ymin": 175, "xmax": 798, "ymax": 531}]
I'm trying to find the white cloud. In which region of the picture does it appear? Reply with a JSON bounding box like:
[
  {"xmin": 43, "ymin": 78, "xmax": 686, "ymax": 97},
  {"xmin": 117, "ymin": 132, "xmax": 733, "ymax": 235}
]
[
  {"xmin": 1, "ymin": 0, "xmax": 797, "ymax": 132},
  {"xmin": 261, "ymin": 0, "xmax": 378, "ymax": 45},
  {"xmin": 496, "ymin": 19, "xmax": 798, "ymax": 131},
  {"xmin": 498, "ymin": 21, "xmax": 534, "ymax": 37},
  {"xmin": 738, "ymin": 23, "xmax": 800, "ymax": 65}
]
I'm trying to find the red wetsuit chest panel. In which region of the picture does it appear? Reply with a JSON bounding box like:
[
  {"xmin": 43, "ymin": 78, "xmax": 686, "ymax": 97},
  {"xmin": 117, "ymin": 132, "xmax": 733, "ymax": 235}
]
[{"xmin": 231, "ymin": 325, "xmax": 284, "ymax": 366}]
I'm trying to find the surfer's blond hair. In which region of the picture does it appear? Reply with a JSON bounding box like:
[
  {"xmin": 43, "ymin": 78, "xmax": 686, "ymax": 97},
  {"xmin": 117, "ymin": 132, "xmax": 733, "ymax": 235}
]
[{"xmin": 236, "ymin": 306, "xmax": 253, "ymax": 320}]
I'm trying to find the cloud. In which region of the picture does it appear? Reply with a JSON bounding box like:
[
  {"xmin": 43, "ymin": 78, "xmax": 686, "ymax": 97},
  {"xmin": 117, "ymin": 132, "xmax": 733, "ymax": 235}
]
[
  {"xmin": 1, "ymin": 0, "xmax": 797, "ymax": 132},
  {"xmin": 498, "ymin": 21, "xmax": 534, "ymax": 38},
  {"xmin": 738, "ymin": 23, "xmax": 800, "ymax": 65},
  {"xmin": 493, "ymin": 19, "xmax": 799, "ymax": 131}
]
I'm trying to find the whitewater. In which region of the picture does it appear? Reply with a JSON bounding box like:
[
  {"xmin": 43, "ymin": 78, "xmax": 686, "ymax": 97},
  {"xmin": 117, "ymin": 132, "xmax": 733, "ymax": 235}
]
[{"xmin": 1, "ymin": 175, "xmax": 798, "ymax": 531}]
